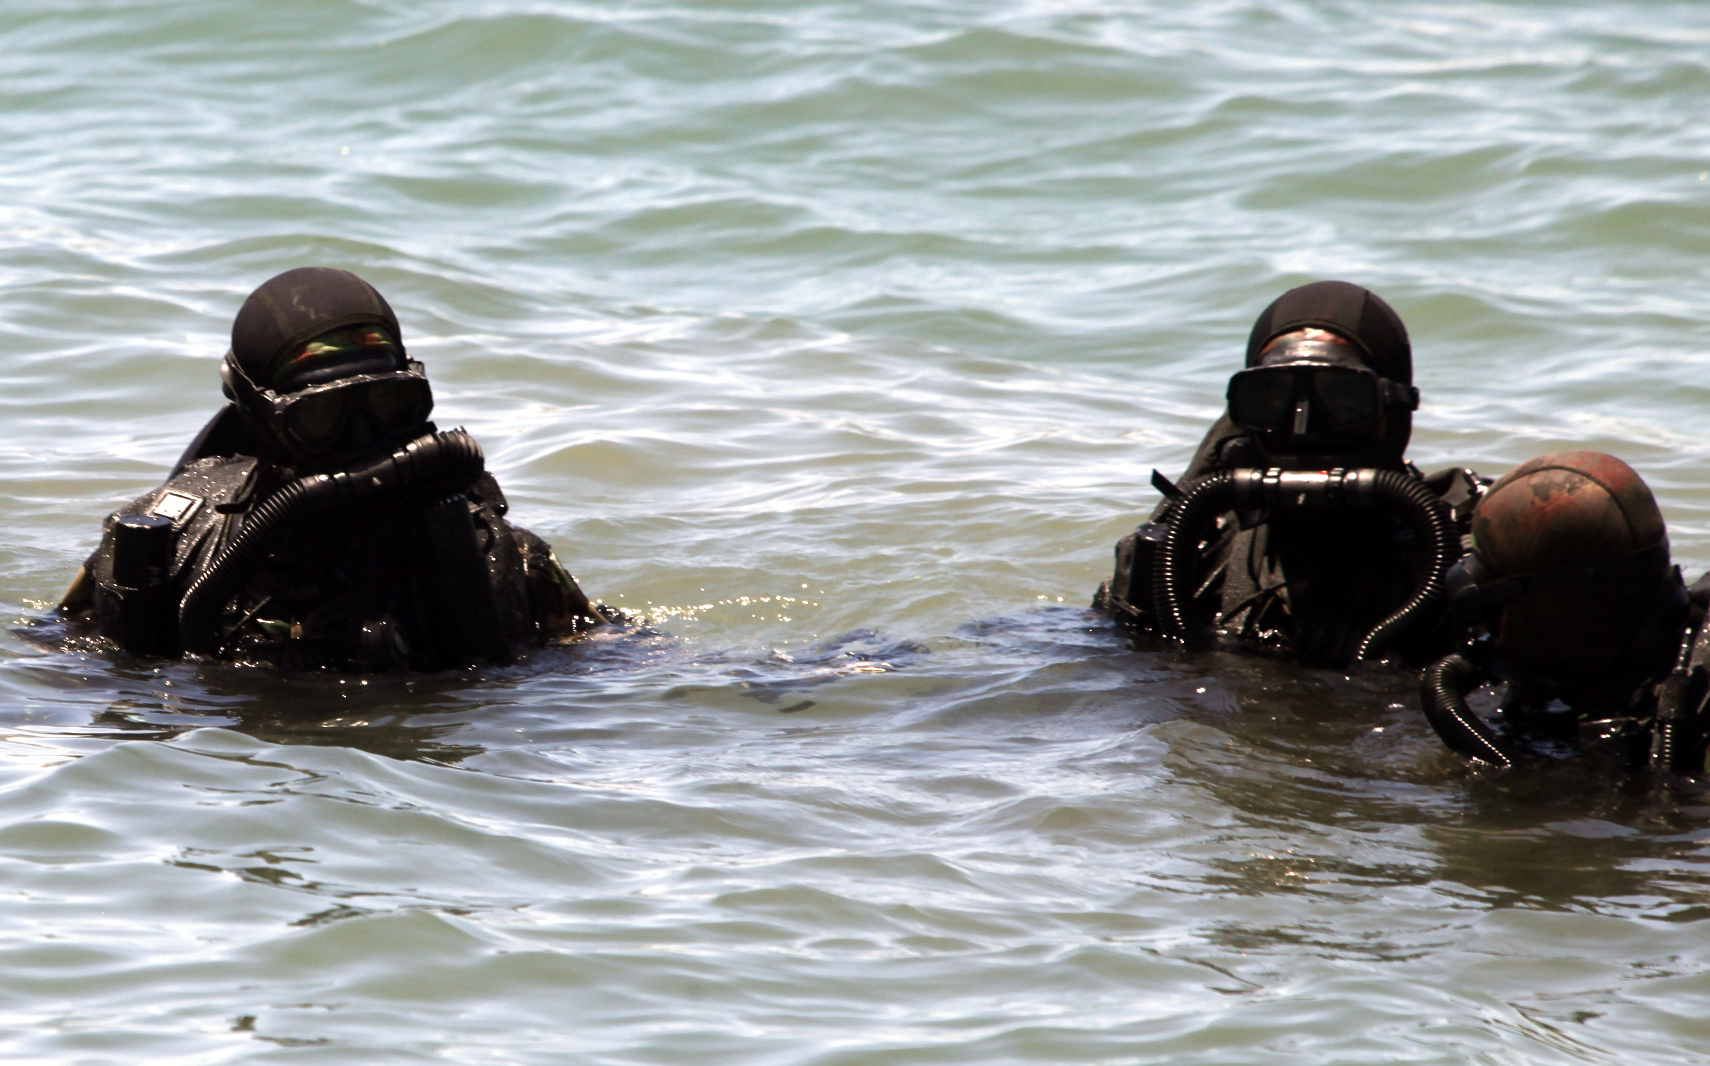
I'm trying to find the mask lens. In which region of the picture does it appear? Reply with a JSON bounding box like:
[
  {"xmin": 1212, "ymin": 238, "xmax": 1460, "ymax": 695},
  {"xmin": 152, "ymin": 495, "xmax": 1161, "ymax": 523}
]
[
  {"xmin": 364, "ymin": 376, "xmax": 431, "ymax": 434},
  {"xmin": 1312, "ymin": 368, "xmax": 1382, "ymax": 430},
  {"xmin": 1228, "ymin": 368, "xmax": 1298, "ymax": 433},
  {"xmin": 269, "ymin": 372, "xmax": 432, "ymax": 458},
  {"xmin": 283, "ymin": 390, "xmax": 350, "ymax": 449}
]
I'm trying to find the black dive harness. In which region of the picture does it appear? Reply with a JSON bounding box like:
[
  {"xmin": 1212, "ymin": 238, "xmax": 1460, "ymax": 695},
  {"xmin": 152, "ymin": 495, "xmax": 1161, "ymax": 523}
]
[
  {"xmin": 177, "ymin": 429, "xmax": 486, "ymax": 657},
  {"xmin": 98, "ymin": 428, "xmax": 519, "ymax": 667},
  {"xmin": 1150, "ymin": 467, "xmax": 1459, "ymax": 663}
]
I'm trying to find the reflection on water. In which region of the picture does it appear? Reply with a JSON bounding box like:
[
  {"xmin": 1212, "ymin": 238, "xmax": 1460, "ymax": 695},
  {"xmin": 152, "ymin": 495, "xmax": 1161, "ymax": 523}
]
[{"xmin": 5, "ymin": 614, "xmax": 941, "ymax": 767}]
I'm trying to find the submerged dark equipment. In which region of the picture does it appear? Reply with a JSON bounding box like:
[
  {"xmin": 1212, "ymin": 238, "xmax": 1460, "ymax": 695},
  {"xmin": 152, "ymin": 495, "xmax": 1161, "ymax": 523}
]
[
  {"xmin": 177, "ymin": 428, "xmax": 487, "ymax": 658},
  {"xmin": 1226, "ymin": 362, "xmax": 1418, "ymax": 438},
  {"xmin": 1152, "ymin": 467, "xmax": 1458, "ymax": 662}
]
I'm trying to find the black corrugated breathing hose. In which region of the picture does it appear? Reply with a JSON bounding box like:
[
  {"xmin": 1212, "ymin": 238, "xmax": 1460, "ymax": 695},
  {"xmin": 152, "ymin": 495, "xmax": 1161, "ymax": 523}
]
[
  {"xmin": 1419, "ymin": 653, "xmax": 1515, "ymax": 768},
  {"xmin": 1150, "ymin": 467, "xmax": 1458, "ymax": 662},
  {"xmin": 177, "ymin": 429, "xmax": 485, "ymax": 657},
  {"xmin": 1151, "ymin": 469, "xmax": 1239, "ymax": 648},
  {"xmin": 1649, "ymin": 625, "xmax": 1701, "ymax": 774}
]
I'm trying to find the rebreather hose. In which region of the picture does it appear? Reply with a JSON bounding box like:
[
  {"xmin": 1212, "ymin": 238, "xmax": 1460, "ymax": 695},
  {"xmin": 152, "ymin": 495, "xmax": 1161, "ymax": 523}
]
[
  {"xmin": 1151, "ymin": 467, "xmax": 1459, "ymax": 663},
  {"xmin": 177, "ymin": 429, "xmax": 485, "ymax": 657},
  {"xmin": 1419, "ymin": 653, "xmax": 1515, "ymax": 769}
]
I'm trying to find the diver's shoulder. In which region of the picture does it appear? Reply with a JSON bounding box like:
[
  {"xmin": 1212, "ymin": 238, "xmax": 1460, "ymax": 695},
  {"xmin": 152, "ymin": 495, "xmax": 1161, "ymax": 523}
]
[{"xmin": 102, "ymin": 454, "xmax": 261, "ymax": 532}]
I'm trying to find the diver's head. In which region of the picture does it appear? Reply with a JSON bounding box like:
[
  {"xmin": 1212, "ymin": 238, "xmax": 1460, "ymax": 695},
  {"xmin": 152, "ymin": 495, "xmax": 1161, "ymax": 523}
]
[
  {"xmin": 1452, "ymin": 451, "xmax": 1683, "ymax": 702},
  {"xmin": 220, "ymin": 268, "xmax": 434, "ymax": 468},
  {"xmin": 1225, "ymin": 281, "xmax": 1416, "ymax": 469}
]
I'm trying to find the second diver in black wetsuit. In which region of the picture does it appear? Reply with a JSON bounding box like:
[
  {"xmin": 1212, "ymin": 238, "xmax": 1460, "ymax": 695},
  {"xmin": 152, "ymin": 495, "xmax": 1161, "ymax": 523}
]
[
  {"xmin": 58, "ymin": 267, "xmax": 608, "ymax": 671},
  {"xmin": 1094, "ymin": 281, "xmax": 1486, "ymax": 667}
]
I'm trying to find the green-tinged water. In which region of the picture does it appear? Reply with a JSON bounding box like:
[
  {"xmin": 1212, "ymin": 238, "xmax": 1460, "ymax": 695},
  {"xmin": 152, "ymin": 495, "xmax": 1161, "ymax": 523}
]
[{"xmin": 3, "ymin": 1, "xmax": 1710, "ymax": 1062}]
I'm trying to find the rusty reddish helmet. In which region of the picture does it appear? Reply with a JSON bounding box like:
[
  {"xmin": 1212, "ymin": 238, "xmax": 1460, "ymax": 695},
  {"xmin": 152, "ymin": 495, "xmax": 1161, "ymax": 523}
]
[{"xmin": 1467, "ymin": 451, "xmax": 1679, "ymax": 685}]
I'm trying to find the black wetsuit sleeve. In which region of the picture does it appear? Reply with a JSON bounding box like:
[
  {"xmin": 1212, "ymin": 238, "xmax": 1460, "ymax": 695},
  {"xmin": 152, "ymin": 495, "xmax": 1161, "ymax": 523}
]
[
  {"xmin": 56, "ymin": 556, "xmax": 99, "ymax": 618},
  {"xmin": 508, "ymin": 523, "xmax": 602, "ymax": 639},
  {"xmin": 1095, "ymin": 525, "xmax": 1156, "ymax": 627}
]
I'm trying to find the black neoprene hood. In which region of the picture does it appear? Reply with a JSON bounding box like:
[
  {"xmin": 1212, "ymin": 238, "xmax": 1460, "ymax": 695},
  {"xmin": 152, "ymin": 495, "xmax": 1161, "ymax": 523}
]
[
  {"xmin": 1244, "ymin": 280, "xmax": 1412, "ymax": 385},
  {"xmin": 230, "ymin": 268, "xmax": 404, "ymax": 387},
  {"xmin": 1240, "ymin": 280, "xmax": 1414, "ymax": 465}
]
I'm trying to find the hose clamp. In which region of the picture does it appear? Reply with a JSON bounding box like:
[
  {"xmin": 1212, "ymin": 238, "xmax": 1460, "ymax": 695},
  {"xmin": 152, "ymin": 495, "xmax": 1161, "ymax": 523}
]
[{"xmin": 1229, "ymin": 467, "xmax": 1385, "ymax": 510}]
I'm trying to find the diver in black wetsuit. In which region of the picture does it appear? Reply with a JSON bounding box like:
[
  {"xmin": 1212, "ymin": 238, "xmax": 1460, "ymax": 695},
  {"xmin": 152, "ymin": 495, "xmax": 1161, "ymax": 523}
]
[
  {"xmin": 1420, "ymin": 451, "xmax": 1710, "ymax": 776},
  {"xmin": 1094, "ymin": 281, "xmax": 1485, "ymax": 667},
  {"xmin": 57, "ymin": 267, "xmax": 606, "ymax": 670}
]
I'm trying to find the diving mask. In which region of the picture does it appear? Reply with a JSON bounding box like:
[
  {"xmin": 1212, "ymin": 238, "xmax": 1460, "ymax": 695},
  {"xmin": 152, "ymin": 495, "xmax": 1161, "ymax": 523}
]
[
  {"xmin": 222, "ymin": 344, "xmax": 434, "ymax": 460},
  {"xmin": 1227, "ymin": 361, "xmax": 1417, "ymax": 439}
]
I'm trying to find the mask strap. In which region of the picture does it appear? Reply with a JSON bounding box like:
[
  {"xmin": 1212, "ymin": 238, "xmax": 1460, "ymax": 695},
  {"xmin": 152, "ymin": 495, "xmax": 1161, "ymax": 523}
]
[{"xmin": 1381, "ymin": 379, "xmax": 1420, "ymax": 411}]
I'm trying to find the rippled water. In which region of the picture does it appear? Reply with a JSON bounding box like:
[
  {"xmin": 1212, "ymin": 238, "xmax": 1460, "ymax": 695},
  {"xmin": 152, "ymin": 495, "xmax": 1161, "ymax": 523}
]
[{"xmin": 4, "ymin": 1, "xmax": 1710, "ymax": 1062}]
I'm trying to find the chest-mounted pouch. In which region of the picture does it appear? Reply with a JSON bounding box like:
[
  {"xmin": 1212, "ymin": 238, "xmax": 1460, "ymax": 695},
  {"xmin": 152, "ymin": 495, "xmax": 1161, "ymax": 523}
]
[
  {"xmin": 95, "ymin": 513, "xmax": 182, "ymax": 656},
  {"xmin": 1152, "ymin": 466, "xmax": 1459, "ymax": 663}
]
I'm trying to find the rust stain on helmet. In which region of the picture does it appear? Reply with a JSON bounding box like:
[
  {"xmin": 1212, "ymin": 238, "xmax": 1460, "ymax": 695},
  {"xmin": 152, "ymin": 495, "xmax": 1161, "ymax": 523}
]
[
  {"xmin": 1471, "ymin": 451, "xmax": 1673, "ymax": 684},
  {"xmin": 1473, "ymin": 450, "xmax": 1666, "ymax": 576}
]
